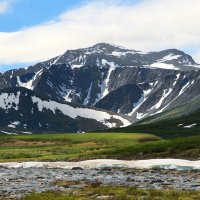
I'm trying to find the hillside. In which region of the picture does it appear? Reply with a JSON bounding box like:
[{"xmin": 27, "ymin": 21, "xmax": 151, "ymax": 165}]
[
  {"xmin": 109, "ymin": 99, "xmax": 200, "ymax": 138},
  {"xmin": 0, "ymin": 87, "xmax": 131, "ymax": 134}
]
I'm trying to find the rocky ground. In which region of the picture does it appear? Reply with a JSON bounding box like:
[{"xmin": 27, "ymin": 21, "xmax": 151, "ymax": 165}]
[{"xmin": 0, "ymin": 167, "xmax": 200, "ymax": 199}]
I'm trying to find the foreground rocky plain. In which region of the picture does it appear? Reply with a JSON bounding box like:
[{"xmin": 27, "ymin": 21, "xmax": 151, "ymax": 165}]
[
  {"xmin": 0, "ymin": 166, "xmax": 200, "ymax": 199},
  {"xmin": 1, "ymin": 133, "xmax": 200, "ymax": 199}
]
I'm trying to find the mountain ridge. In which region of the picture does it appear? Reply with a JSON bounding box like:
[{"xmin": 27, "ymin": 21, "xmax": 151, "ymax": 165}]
[{"xmin": 0, "ymin": 43, "xmax": 200, "ymax": 133}]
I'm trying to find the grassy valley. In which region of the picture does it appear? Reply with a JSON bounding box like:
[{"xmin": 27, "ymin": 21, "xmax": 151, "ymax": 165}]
[
  {"xmin": 0, "ymin": 132, "xmax": 200, "ymax": 162},
  {"xmin": 19, "ymin": 186, "xmax": 200, "ymax": 200}
]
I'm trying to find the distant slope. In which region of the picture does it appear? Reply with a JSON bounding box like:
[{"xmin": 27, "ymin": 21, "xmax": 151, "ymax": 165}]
[
  {"xmin": 135, "ymin": 97, "xmax": 200, "ymax": 125},
  {"xmin": 107, "ymin": 98, "xmax": 200, "ymax": 138},
  {"xmin": 0, "ymin": 88, "xmax": 132, "ymax": 134}
]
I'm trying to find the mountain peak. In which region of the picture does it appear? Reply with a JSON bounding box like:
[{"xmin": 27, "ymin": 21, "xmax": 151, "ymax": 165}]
[
  {"xmin": 31, "ymin": 43, "xmax": 199, "ymax": 73},
  {"xmin": 91, "ymin": 43, "xmax": 129, "ymax": 50},
  {"xmin": 82, "ymin": 43, "xmax": 136, "ymax": 55}
]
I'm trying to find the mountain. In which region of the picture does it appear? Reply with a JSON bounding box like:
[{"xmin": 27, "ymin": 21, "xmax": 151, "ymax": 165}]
[
  {"xmin": 133, "ymin": 96, "xmax": 200, "ymax": 126},
  {"xmin": 110, "ymin": 100, "xmax": 200, "ymax": 139},
  {"xmin": 0, "ymin": 42, "xmax": 200, "ymax": 133},
  {"xmin": 0, "ymin": 88, "xmax": 131, "ymax": 134}
]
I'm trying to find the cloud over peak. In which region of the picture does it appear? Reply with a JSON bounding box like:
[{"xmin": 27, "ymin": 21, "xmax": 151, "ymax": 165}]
[{"xmin": 0, "ymin": 0, "xmax": 200, "ymax": 65}]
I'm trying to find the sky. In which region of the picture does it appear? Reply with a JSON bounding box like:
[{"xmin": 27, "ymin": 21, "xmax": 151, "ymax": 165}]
[{"xmin": 0, "ymin": 0, "xmax": 200, "ymax": 71}]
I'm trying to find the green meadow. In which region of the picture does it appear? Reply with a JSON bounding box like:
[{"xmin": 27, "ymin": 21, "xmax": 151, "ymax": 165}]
[
  {"xmin": 19, "ymin": 186, "xmax": 200, "ymax": 200},
  {"xmin": 0, "ymin": 132, "xmax": 200, "ymax": 162}
]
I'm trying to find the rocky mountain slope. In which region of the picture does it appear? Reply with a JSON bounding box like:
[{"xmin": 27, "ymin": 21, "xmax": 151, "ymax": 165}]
[
  {"xmin": 0, "ymin": 88, "xmax": 131, "ymax": 134},
  {"xmin": 0, "ymin": 43, "xmax": 200, "ymax": 133},
  {"xmin": 111, "ymin": 97, "xmax": 200, "ymax": 138},
  {"xmin": 134, "ymin": 97, "xmax": 200, "ymax": 126}
]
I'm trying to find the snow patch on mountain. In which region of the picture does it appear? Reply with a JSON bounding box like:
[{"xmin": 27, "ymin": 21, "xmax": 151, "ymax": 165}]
[
  {"xmin": 0, "ymin": 131, "xmax": 17, "ymax": 135},
  {"xmin": 64, "ymin": 90, "xmax": 73, "ymax": 102},
  {"xmin": 71, "ymin": 64, "xmax": 84, "ymax": 69},
  {"xmin": 49, "ymin": 55, "xmax": 63, "ymax": 67},
  {"xmin": 150, "ymin": 62, "xmax": 179, "ymax": 70},
  {"xmin": 8, "ymin": 121, "xmax": 20, "ymax": 128},
  {"xmin": 0, "ymin": 92, "xmax": 20, "ymax": 110},
  {"xmin": 17, "ymin": 77, "xmax": 33, "ymax": 90},
  {"xmin": 155, "ymin": 88, "xmax": 173, "ymax": 109},
  {"xmin": 83, "ymin": 83, "xmax": 93, "ymax": 105},
  {"xmin": 32, "ymin": 96, "xmax": 131, "ymax": 128},
  {"xmin": 158, "ymin": 54, "xmax": 181, "ymax": 62},
  {"xmin": 57, "ymin": 84, "xmax": 73, "ymax": 102},
  {"xmin": 101, "ymin": 59, "xmax": 117, "ymax": 98},
  {"xmin": 173, "ymin": 74, "xmax": 180, "ymax": 86},
  {"xmin": 178, "ymin": 81, "xmax": 191, "ymax": 96},
  {"xmin": 184, "ymin": 124, "xmax": 197, "ymax": 128},
  {"xmin": 111, "ymin": 50, "xmax": 135, "ymax": 57},
  {"xmin": 128, "ymin": 81, "xmax": 158, "ymax": 118},
  {"xmin": 155, "ymin": 79, "xmax": 195, "ymax": 115},
  {"xmin": 16, "ymin": 69, "xmax": 43, "ymax": 90},
  {"xmin": 94, "ymin": 60, "xmax": 118, "ymax": 104}
]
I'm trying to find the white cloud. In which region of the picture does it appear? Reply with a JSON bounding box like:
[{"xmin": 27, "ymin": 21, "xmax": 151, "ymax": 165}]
[
  {"xmin": 1, "ymin": 0, "xmax": 200, "ymax": 64},
  {"xmin": 0, "ymin": 0, "xmax": 12, "ymax": 14}
]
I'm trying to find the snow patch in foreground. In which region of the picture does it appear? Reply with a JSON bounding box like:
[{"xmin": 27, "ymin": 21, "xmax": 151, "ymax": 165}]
[{"xmin": 1, "ymin": 159, "xmax": 200, "ymax": 171}]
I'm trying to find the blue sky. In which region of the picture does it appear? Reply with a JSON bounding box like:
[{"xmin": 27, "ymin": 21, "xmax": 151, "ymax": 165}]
[
  {"xmin": 0, "ymin": 0, "xmax": 140, "ymax": 32},
  {"xmin": 0, "ymin": 0, "xmax": 84, "ymax": 71},
  {"xmin": 0, "ymin": 0, "xmax": 200, "ymax": 72},
  {"xmin": 0, "ymin": 0, "xmax": 83, "ymax": 32}
]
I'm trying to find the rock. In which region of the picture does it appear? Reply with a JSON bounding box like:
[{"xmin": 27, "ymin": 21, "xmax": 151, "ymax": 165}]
[
  {"xmin": 0, "ymin": 167, "xmax": 200, "ymax": 198},
  {"xmin": 71, "ymin": 167, "xmax": 84, "ymax": 170}
]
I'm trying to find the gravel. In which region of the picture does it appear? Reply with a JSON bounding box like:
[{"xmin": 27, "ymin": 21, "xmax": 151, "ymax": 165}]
[{"xmin": 0, "ymin": 167, "xmax": 200, "ymax": 199}]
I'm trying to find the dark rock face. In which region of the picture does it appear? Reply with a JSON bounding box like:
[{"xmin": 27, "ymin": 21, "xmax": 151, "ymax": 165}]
[
  {"xmin": 95, "ymin": 84, "xmax": 143, "ymax": 114},
  {"xmin": 0, "ymin": 88, "xmax": 131, "ymax": 134},
  {"xmin": 0, "ymin": 43, "xmax": 200, "ymax": 130}
]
